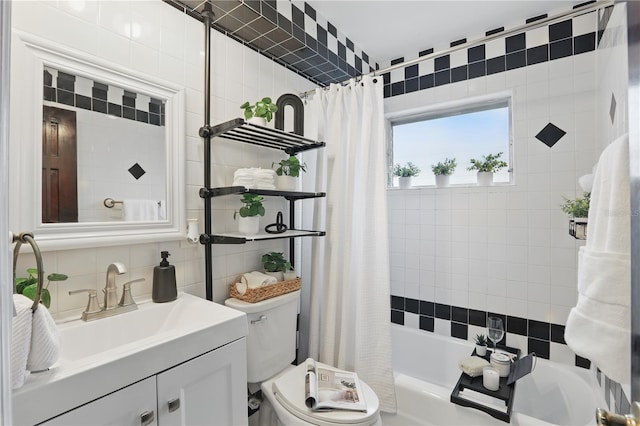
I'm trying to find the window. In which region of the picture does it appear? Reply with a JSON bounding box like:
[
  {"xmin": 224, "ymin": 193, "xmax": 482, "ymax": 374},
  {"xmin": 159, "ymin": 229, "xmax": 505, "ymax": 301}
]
[{"xmin": 391, "ymin": 99, "xmax": 512, "ymax": 186}]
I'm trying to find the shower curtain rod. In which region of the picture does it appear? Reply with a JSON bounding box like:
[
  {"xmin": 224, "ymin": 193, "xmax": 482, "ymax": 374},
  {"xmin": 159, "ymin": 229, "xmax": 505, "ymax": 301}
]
[{"xmin": 299, "ymin": 0, "xmax": 612, "ymax": 98}]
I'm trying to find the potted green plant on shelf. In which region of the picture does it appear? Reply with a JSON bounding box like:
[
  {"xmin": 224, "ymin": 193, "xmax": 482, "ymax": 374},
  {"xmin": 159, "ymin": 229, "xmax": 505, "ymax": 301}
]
[
  {"xmin": 468, "ymin": 152, "xmax": 508, "ymax": 186},
  {"xmin": 240, "ymin": 97, "xmax": 278, "ymax": 126},
  {"xmin": 234, "ymin": 194, "xmax": 265, "ymax": 235},
  {"xmin": 273, "ymin": 154, "xmax": 307, "ymax": 191},
  {"xmin": 261, "ymin": 251, "xmax": 292, "ymax": 282},
  {"xmin": 15, "ymin": 268, "xmax": 68, "ymax": 309},
  {"xmin": 431, "ymin": 158, "xmax": 457, "ymax": 188},
  {"xmin": 474, "ymin": 333, "xmax": 488, "ymax": 356},
  {"xmin": 561, "ymin": 192, "xmax": 590, "ymax": 239},
  {"xmin": 392, "ymin": 162, "xmax": 421, "ymax": 189}
]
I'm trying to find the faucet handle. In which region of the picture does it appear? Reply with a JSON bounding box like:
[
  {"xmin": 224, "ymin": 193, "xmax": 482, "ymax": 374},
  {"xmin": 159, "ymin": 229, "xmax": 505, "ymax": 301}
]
[
  {"xmin": 69, "ymin": 289, "xmax": 102, "ymax": 315},
  {"xmin": 119, "ymin": 278, "xmax": 146, "ymax": 307}
]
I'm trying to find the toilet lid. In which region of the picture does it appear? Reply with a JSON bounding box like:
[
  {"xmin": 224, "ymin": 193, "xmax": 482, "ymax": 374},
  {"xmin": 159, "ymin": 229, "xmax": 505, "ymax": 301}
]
[{"xmin": 271, "ymin": 362, "xmax": 380, "ymax": 426}]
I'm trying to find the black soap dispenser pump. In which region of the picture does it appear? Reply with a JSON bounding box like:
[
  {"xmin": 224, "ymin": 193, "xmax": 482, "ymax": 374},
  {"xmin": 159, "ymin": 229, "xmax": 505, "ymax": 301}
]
[{"xmin": 153, "ymin": 251, "xmax": 177, "ymax": 303}]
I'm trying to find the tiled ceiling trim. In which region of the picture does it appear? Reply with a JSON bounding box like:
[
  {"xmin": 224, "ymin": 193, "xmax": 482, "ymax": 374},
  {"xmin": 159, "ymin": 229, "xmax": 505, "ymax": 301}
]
[{"xmin": 163, "ymin": 0, "xmax": 378, "ymax": 86}]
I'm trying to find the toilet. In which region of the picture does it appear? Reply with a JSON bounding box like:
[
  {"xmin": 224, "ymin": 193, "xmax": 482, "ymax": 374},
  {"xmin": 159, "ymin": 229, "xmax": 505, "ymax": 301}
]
[{"xmin": 225, "ymin": 290, "xmax": 381, "ymax": 426}]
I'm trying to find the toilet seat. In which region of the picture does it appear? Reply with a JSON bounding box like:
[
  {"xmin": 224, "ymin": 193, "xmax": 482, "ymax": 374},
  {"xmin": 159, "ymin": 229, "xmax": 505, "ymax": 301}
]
[{"xmin": 262, "ymin": 362, "xmax": 380, "ymax": 426}]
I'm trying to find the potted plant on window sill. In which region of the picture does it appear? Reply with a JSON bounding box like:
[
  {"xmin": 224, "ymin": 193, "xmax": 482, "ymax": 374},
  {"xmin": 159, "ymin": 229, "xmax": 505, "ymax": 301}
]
[
  {"xmin": 393, "ymin": 162, "xmax": 421, "ymax": 189},
  {"xmin": 431, "ymin": 158, "xmax": 457, "ymax": 188},
  {"xmin": 240, "ymin": 97, "xmax": 278, "ymax": 127},
  {"xmin": 273, "ymin": 154, "xmax": 307, "ymax": 191},
  {"xmin": 234, "ymin": 194, "xmax": 265, "ymax": 235},
  {"xmin": 561, "ymin": 192, "xmax": 590, "ymax": 239},
  {"xmin": 474, "ymin": 333, "xmax": 488, "ymax": 356},
  {"xmin": 261, "ymin": 251, "xmax": 292, "ymax": 282},
  {"xmin": 468, "ymin": 152, "xmax": 508, "ymax": 186}
]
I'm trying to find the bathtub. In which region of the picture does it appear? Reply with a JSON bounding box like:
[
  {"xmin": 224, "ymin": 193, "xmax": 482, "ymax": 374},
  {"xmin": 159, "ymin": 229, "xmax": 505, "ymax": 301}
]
[{"xmin": 381, "ymin": 325, "xmax": 606, "ymax": 425}]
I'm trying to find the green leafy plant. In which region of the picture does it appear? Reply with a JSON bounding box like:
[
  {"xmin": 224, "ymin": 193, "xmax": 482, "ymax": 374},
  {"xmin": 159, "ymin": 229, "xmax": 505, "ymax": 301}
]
[
  {"xmin": 15, "ymin": 268, "xmax": 68, "ymax": 309},
  {"xmin": 235, "ymin": 194, "xmax": 265, "ymax": 218},
  {"xmin": 392, "ymin": 162, "xmax": 421, "ymax": 177},
  {"xmin": 261, "ymin": 252, "xmax": 292, "ymax": 273},
  {"xmin": 468, "ymin": 152, "xmax": 508, "ymax": 173},
  {"xmin": 273, "ymin": 155, "xmax": 307, "ymax": 177},
  {"xmin": 561, "ymin": 192, "xmax": 591, "ymax": 218},
  {"xmin": 431, "ymin": 158, "xmax": 457, "ymax": 176},
  {"xmin": 240, "ymin": 97, "xmax": 278, "ymax": 122},
  {"xmin": 474, "ymin": 333, "xmax": 488, "ymax": 346}
]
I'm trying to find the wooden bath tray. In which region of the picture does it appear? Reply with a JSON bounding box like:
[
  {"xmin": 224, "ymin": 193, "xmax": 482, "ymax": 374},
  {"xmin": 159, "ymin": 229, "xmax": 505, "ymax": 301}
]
[{"xmin": 450, "ymin": 345, "xmax": 521, "ymax": 423}]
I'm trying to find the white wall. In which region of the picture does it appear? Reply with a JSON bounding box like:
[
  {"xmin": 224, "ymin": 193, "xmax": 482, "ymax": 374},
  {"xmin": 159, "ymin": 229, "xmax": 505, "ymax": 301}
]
[{"xmin": 10, "ymin": 0, "xmax": 316, "ymax": 317}]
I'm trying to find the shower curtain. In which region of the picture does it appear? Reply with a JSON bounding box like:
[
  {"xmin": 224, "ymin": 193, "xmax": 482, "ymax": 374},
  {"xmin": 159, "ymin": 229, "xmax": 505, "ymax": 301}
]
[{"xmin": 304, "ymin": 75, "xmax": 397, "ymax": 413}]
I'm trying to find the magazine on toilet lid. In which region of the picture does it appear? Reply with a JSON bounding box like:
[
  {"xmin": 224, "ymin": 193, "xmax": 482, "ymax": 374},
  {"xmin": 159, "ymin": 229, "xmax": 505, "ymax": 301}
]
[{"xmin": 272, "ymin": 361, "xmax": 379, "ymax": 425}]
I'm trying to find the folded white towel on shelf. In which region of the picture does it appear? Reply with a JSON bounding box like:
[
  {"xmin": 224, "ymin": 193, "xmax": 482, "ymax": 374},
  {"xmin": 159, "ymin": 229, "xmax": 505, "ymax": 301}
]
[
  {"xmin": 232, "ymin": 168, "xmax": 276, "ymax": 189},
  {"xmin": 565, "ymin": 133, "xmax": 631, "ymax": 385},
  {"xmin": 241, "ymin": 271, "xmax": 278, "ymax": 289},
  {"xmin": 27, "ymin": 303, "xmax": 60, "ymax": 372},
  {"xmin": 123, "ymin": 199, "xmax": 161, "ymax": 221},
  {"xmin": 12, "ymin": 295, "xmax": 33, "ymax": 389}
]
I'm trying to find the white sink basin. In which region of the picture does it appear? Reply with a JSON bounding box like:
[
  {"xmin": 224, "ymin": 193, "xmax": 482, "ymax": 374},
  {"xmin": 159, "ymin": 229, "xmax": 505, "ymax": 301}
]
[{"xmin": 13, "ymin": 293, "xmax": 248, "ymax": 425}]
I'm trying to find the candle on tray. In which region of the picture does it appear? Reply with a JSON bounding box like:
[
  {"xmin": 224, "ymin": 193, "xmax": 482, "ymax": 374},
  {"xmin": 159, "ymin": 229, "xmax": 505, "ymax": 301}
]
[{"xmin": 483, "ymin": 366, "xmax": 500, "ymax": 391}]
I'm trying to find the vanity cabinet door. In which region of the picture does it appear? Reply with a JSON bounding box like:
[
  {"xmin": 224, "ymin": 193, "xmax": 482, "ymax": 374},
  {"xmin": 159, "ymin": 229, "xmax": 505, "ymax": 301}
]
[
  {"xmin": 156, "ymin": 338, "xmax": 247, "ymax": 426},
  {"xmin": 41, "ymin": 377, "xmax": 157, "ymax": 426}
]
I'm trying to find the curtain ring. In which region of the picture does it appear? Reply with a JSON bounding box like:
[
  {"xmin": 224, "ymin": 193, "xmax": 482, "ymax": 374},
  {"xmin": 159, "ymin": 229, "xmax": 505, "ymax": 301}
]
[{"xmin": 265, "ymin": 211, "xmax": 288, "ymax": 234}]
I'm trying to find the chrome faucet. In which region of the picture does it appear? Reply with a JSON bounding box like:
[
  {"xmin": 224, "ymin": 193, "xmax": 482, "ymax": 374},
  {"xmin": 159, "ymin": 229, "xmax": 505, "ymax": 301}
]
[
  {"xmin": 69, "ymin": 263, "xmax": 145, "ymax": 322},
  {"xmin": 104, "ymin": 262, "xmax": 126, "ymax": 310}
]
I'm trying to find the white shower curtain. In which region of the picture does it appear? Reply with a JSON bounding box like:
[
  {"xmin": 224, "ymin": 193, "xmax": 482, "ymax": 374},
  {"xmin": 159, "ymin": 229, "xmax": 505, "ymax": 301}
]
[{"xmin": 304, "ymin": 75, "xmax": 397, "ymax": 413}]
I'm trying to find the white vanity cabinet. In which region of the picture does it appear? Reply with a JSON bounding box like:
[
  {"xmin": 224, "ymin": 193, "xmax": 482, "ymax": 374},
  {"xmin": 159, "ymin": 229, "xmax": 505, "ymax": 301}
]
[{"xmin": 42, "ymin": 338, "xmax": 247, "ymax": 426}]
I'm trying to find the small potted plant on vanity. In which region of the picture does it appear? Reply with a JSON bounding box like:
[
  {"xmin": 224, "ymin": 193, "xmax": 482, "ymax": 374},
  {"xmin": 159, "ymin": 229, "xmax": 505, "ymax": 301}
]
[
  {"xmin": 261, "ymin": 251, "xmax": 292, "ymax": 282},
  {"xmin": 431, "ymin": 158, "xmax": 457, "ymax": 188},
  {"xmin": 234, "ymin": 194, "xmax": 265, "ymax": 235},
  {"xmin": 474, "ymin": 333, "xmax": 488, "ymax": 357},
  {"xmin": 561, "ymin": 192, "xmax": 590, "ymax": 239},
  {"xmin": 468, "ymin": 152, "xmax": 508, "ymax": 186},
  {"xmin": 273, "ymin": 154, "xmax": 307, "ymax": 191},
  {"xmin": 240, "ymin": 97, "xmax": 278, "ymax": 126},
  {"xmin": 393, "ymin": 162, "xmax": 421, "ymax": 189}
]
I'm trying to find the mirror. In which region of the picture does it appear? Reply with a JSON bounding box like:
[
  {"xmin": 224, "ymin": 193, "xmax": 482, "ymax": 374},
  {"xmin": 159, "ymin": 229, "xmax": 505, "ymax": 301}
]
[{"xmin": 10, "ymin": 31, "xmax": 186, "ymax": 250}]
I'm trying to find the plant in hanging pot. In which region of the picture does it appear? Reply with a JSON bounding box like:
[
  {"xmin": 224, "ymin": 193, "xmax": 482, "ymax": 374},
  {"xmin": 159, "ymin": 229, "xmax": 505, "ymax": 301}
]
[
  {"xmin": 431, "ymin": 158, "xmax": 457, "ymax": 188},
  {"xmin": 561, "ymin": 192, "xmax": 590, "ymax": 239},
  {"xmin": 468, "ymin": 152, "xmax": 508, "ymax": 186},
  {"xmin": 261, "ymin": 251, "xmax": 292, "ymax": 282},
  {"xmin": 234, "ymin": 194, "xmax": 265, "ymax": 235},
  {"xmin": 474, "ymin": 333, "xmax": 488, "ymax": 357},
  {"xmin": 240, "ymin": 97, "xmax": 278, "ymax": 126},
  {"xmin": 273, "ymin": 154, "xmax": 307, "ymax": 191},
  {"xmin": 392, "ymin": 162, "xmax": 421, "ymax": 189}
]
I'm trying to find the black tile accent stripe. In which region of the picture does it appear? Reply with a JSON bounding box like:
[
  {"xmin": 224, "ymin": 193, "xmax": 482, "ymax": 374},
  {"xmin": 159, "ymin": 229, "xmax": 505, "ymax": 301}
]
[
  {"xmin": 526, "ymin": 14, "xmax": 548, "ymax": 24},
  {"xmin": 486, "ymin": 27, "xmax": 504, "ymax": 36},
  {"xmin": 450, "ymin": 38, "xmax": 467, "ymax": 47},
  {"xmin": 43, "ymin": 67, "xmax": 165, "ymax": 126}
]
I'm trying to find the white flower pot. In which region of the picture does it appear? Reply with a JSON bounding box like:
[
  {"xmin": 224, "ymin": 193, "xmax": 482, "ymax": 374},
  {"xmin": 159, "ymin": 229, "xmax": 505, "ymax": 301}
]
[
  {"xmin": 247, "ymin": 116, "xmax": 267, "ymax": 127},
  {"xmin": 398, "ymin": 176, "xmax": 412, "ymax": 189},
  {"xmin": 276, "ymin": 175, "xmax": 298, "ymax": 191},
  {"xmin": 476, "ymin": 344, "xmax": 487, "ymax": 357},
  {"xmin": 264, "ymin": 271, "xmax": 284, "ymax": 282},
  {"xmin": 435, "ymin": 174, "xmax": 450, "ymax": 188},
  {"xmin": 238, "ymin": 216, "xmax": 260, "ymax": 235},
  {"xmin": 477, "ymin": 171, "xmax": 494, "ymax": 186},
  {"xmin": 283, "ymin": 270, "xmax": 297, "ymax": 281}
]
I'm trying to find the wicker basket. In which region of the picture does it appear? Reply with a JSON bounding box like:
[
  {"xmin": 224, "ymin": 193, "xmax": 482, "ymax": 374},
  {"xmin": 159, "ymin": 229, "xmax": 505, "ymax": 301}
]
[{"xmin": 229, "ymin": 277, "xmax": 301, "ymax": 303}]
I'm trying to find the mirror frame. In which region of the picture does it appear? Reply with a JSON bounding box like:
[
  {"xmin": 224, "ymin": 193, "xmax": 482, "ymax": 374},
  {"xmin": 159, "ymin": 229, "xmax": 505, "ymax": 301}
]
[{"xmin": 9, "ymin": 31, "xmax": 186, "ymax": 250}]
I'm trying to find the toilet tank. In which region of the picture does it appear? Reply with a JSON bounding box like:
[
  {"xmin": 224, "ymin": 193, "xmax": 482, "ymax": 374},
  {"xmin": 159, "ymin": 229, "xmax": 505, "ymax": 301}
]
[{"xmin": 225, "ymin": 290, "xmax": 300, "ymax": 383}]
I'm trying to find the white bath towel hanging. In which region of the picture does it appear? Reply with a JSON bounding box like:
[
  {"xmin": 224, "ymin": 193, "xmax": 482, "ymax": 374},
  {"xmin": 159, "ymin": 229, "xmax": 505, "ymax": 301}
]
[
  {"xmin": 11, "ymin": 295, "xmax": 33, "ymax": 389},
  {"xmin": 565, "ymin": 133, "xmax": 631, "ymax": 385},
  {"xmin": 122, "ymin": 199, "xmax": 161, "ymax": 221},
  {"xmin": 27, "ymin": 303, "xmax": 60, "ymax": 372}
]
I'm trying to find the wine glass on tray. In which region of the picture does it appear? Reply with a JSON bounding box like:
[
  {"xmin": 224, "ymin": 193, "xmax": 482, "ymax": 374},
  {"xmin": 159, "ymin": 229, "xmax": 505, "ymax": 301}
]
[{"xmin": 487, "ymin": 316, "xmax": 504, "ymax": 354}]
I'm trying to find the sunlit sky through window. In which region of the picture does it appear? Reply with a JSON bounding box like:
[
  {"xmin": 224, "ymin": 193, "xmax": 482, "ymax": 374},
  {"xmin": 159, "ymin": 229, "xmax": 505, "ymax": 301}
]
[{"xmin": 392, "ymin": 106, "xmax": 511, "ymax": 186}]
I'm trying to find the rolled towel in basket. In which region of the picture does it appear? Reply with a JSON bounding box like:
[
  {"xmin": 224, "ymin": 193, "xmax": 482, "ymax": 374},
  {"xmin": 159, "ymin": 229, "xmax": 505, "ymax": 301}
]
[{"xmin": 241, "ymin": 271, "xmax": 278, "ymax": 289}]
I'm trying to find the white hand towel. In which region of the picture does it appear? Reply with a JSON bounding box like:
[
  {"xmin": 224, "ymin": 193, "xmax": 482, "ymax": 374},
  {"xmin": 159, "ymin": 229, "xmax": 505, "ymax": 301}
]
[
  {"xmin": 27, "ymin": 303, "xmax": 60, "ymax": 372},
  {"xmin": 123, "ymin": 199, "xmax": 161, "ymax": 221},
  {"xmin": 11, "ymin": 295, "xmax": 32, "ymax": 389},
  {"xmin": 241, "ymin": 271, "xmax": 277, "ymax": 289},
  {"xmin": 565, "ymin": 133, "xmax": 631, "ymax": 384}
]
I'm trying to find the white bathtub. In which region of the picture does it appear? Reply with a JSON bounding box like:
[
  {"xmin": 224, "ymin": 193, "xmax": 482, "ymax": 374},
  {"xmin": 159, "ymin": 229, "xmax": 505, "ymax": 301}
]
[{"xmin": 381, "ymin": 325, "xmax": 606, "ymax": 426}]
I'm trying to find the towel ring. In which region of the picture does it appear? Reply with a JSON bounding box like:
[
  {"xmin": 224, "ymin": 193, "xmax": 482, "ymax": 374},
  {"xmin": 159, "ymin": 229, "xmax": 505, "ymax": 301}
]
[
  {"xmin": 265, "ymin": 211, "xmax": 288, "ymax": 234},
  {"xmin": 12, "ymin": 232, "xmax": 44, "ymax": 312}
]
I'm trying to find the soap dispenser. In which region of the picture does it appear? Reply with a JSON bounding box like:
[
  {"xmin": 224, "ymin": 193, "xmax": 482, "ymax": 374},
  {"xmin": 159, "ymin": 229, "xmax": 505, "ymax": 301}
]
[{"xmin": 152, "ymin": 251, "xmax": 177, "ymax": 303}]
